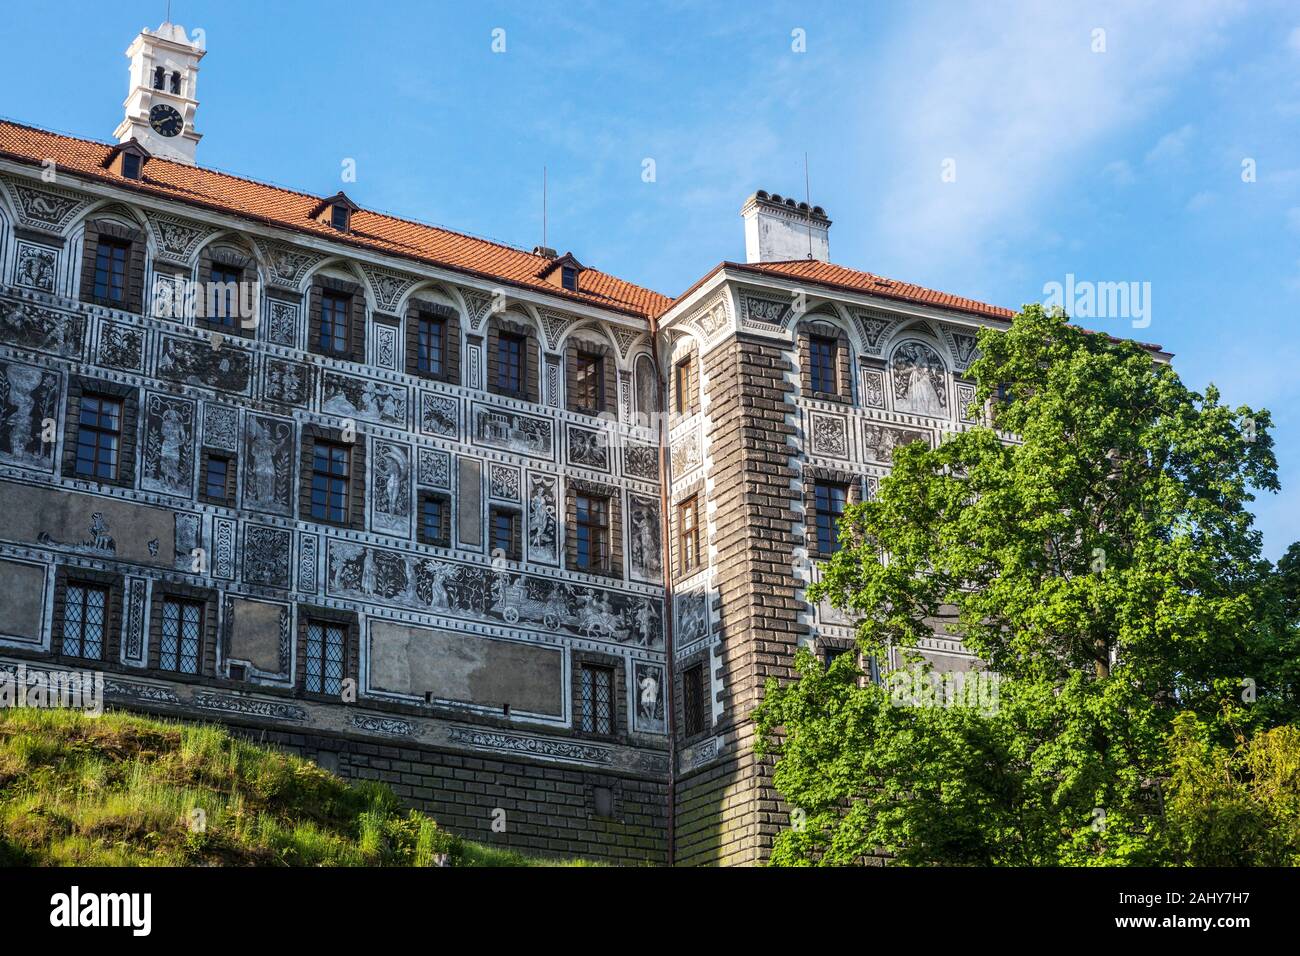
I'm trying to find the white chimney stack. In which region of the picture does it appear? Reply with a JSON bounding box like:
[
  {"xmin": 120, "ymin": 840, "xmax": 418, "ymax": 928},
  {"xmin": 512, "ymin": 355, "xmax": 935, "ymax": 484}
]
[{"xmin": 741, "ymin": 190, "xmax": 831, "ymax": 264}]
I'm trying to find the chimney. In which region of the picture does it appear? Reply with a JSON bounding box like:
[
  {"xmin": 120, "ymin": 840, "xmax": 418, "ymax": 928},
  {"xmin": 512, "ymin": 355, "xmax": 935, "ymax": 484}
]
[{"xmin": 741, "ymin": 191, "xmax": 831, "ymax": 264}]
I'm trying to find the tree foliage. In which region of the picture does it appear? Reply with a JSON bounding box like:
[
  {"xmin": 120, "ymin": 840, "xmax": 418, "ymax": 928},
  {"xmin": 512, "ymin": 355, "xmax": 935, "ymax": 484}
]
[{"xmin": 755, "ymin": 305, "xmax": 1297, "ymax": 865}]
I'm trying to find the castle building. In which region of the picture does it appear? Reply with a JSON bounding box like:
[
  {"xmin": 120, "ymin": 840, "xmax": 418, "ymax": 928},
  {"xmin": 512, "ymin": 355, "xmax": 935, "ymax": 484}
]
[{"xmin": 0, "ymin": 22, "xmax": 1169, "ymax": 864}]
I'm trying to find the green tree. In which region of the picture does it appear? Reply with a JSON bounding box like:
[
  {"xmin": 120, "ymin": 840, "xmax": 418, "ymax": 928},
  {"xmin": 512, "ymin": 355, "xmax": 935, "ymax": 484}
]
[{"xmin": 755, "ymin": 305, "xmax": 1294, "ymax": 865}]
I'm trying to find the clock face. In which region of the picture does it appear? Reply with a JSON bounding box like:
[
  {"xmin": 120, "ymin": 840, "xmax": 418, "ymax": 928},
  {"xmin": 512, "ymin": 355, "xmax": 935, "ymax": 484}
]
[{"xmin": 149, "ymin": 104, "xmax": 184, "ymax": 138}]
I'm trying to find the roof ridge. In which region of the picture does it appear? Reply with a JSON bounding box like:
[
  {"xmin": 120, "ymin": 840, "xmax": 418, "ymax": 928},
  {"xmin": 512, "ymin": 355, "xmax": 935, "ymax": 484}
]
[{"xmin": 0, "ymin": 115, "xmax": 561, "ymax": 264}]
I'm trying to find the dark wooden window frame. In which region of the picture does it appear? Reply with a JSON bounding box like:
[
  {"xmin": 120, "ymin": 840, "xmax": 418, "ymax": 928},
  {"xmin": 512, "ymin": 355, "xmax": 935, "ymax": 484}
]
[
  {"xmin": 307, "ymin": 276, "xmax": 366, "ymax": 363},
  {"xmin": 799, "ymin": 318, "xmax": 854, "ymax": 404},
  {"xmin": 296, "ymin": 605, "xmax": 359, "ymax": 700},
  {"xmin": 405, "ymin": 301, "xmax": 461, "ymax": 384},
  {"xmin": 486, "ymin": 316, "xmax": 540, "ymax": 403},
  {"xmin": 147, "ymin": 582, "xmax": 218, "ymax": 679},
  {"xmin": 62, "ymin": 378, "xmax": 138, "ymax": 489},
  {"xmin": 199, "ymin": 449, "xmax": 237, "ymax": 505},
  {"xmin": 196, "ymin": 246, "xmax": 257, "ymax": 337},
  {"xmin": 299, "ymin": 424, "xmax": 366, "ymax": 530},
  {"xmin": 80, "ymin": 219, "xmax": 146, "ymax": 313},
  {"xmin": 678, "ymin": 494, "xmax": 701, "ymax": 575},
  {"xmin": 565, "ymin": 336, "xmax": 616, "ymax": 416},
  {"xmin": 418, "ymin": 491, "xmax": 452, "ymax": 547},
  {"xmin": 488, "ymin": 505, "xmax": 521, "ymax": 561},
  {"xmin": 53, "ymin": 567, "xmax": 122, "ymax": 664}
]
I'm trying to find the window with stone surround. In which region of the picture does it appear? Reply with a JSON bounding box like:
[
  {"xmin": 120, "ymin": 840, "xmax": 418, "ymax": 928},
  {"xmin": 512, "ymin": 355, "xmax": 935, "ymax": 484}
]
[
  {"xmin": 578, "ymin": 663, "xmax": 615, "ymax": 736},
  {"xmin": 200, "ymin": 450, "xmax": 235, "ymax": 505},
  {"xmin": 419, "ymin": 491, "xmax": 451, "ymax": 546},
  {"xmin": 80, "ymin": 219, "xmax": 146, "ymax": 313},
  {"xmin": 682, "ymin": 662, "xmax": 706, "ymax": 737},
  {"xmin": 673, "ymin": 354, "xmax": 698, "ymax": 416},
  {"xmin": 814, "ymin": 481, "xmax": 849, "ymax": 555},
  {"xmin": 147, "ymin": 583, "xmax": 217, "ymax": 678},
  {"xmin": 678, "ymin": 495, "xmax": 701, "ymax": 575},
  {"xmin": 798, "ymin": 317, "xmax": 853, "ymax": 404},
  {"xmin": 565, "ymin": 335, "xmax": 615, "ymax": 416},
  {"xmin": 159, "ymin": 597, "xmax": 203, "ymax": 675},
  {"xmin": 296, "ymin": 607, "xmax": 358, "ymax": 699},
  {"xmin": 406, "ymin": 301, "xmax": 461, "ymax": 384},
  {"xmin": 62, "ymin": 583, "xmax": 108, "ymax": 661},
  {"xmin": 62, "ymin": 378, "xmax": 138, "ymax": 489},
  {"xmin": 566, "ymin": 480, "xmax": 623, "ymax": 578},
  {"xmin": 489, "ymin": 505, "xmax": 521, "ymax": 561},
  {"xmin": 307, "ymin": 276, "xmax": 366, "ymax": 362},
  {"xmin": 196, "ymin": 245, "xmax": 257, "ymax": 337},
  {"xmin": 486, "ymin": 316, "xmax": 540, "ymax": 403},
  {"xmin": 298, "ymin": 425, "xmax": 366, "ymax": 530},
  {"xmin": 305, "ymin": 619, "xmax": 346, "ymax": 696}
]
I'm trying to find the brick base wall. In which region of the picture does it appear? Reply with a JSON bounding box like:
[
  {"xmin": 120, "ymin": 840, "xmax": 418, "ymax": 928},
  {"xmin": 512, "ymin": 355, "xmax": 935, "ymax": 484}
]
[{"xmin": 224, "ymin": 723, "xmax": 669, "ymax": 865}]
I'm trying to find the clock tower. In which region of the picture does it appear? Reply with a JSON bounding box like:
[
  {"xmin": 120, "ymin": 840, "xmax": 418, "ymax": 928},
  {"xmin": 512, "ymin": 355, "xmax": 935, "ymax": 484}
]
[{"xmin": 113, "ymin": 22, "xmax": 205, "ymax": 165}]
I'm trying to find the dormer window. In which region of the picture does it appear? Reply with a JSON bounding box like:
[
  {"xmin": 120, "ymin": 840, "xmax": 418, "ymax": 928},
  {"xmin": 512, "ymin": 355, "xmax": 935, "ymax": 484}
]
[
  {"xmin": 103, "ymin": 140, "xmax": 151, "ymax": 181},
  {"xmin": 538, "ymin": 252, "xmax": 586, "ymax": 294},
  {"xmin": 313, "ymin": 192, "xmax": 360, "ymax": 233},
  {"xmin": 153, "ymin": 66, "xmax": 165, "ymax": 90}
]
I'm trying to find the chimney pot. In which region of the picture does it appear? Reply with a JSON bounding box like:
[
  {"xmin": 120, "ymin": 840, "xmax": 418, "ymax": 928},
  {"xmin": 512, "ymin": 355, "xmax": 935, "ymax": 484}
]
[{"xmin": 741, "ymin": 189, "xmax": 832, "ymax": 264}]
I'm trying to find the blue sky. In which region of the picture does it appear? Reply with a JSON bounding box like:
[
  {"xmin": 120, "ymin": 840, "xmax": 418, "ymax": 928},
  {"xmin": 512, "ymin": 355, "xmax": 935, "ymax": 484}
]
[{"xmin": 4, "ymin": 0, "xmax": 1298, "ymax": 558}]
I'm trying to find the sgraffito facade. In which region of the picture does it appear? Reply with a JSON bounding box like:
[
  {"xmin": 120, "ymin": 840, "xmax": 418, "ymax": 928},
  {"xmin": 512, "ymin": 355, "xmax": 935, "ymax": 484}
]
[{"xmin": 0, "ymin": 21, "xmax": 1171, "ymax": 865}]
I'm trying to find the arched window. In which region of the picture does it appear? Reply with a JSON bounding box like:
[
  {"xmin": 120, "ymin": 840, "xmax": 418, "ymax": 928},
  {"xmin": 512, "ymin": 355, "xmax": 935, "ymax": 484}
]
[
  {"xmin": 170, "ymin": 71, "xmax": 182, "ymax": 94},
  {"xmin": 153, "ymin": 67, "xmax": 166, "ymax": 90}
]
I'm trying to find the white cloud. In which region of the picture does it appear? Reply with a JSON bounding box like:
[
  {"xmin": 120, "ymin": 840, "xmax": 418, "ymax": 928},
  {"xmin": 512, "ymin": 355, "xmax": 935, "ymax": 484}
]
[
  {"xmin": 862, "ymin": 0, "xmax": 1241, "ymax": 280},
  {"xmin": 1145, "ymin": 124, "xmax": 1196, "ymax": 165},
  {"xmin": 1103, "ymin": 159, "xmax": 1136, "ymax": 184}
]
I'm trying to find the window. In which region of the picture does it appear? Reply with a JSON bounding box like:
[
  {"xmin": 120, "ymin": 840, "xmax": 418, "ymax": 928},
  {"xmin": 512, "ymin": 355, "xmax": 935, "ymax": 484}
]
[
  {"xmin": 121, "ymin": 153, "xmax": 142, "ymax": 180},
  {"xmin": 202, "ymin": 452, "xmax": 233, "ymax": 503},
  {"xmin": 170, "ymin": 71, "xmax": 181, "ymax": 94},
  {"xmin": 561, "ymin": 266, "xmax": 578, "ymax": 291},
  {"xmin": 160, "ymin": 597, "xmax": 202, "ymax": 674},
  {"xmin": 823, "ymin": 646, "xmax": 850, "ymax": 669},
  {"xmin": 573, "ymin": 352, "xmax": 604, "ymax": 412},
  {"xmin": 319, "ymin": 291, "xmax": 350, "ymax": 353},
  {"xmin": 419, "ymin": 493, "xmax": 449, "ymax": 545},
  {"xmin": 678, "ymin": 496, "xmax": 700, "ymax": 574},
  {"xmin": 489, "ymin": 507, "xmax": 519, "ymax": 561},
  {"xmin": 497, "ymin": 332, "xmax": 525, "ymax": 396},
  {"xmin": 579, "ymin": 664, "xmax": 614, "ymax": 735},
  {"xmin": 75, "ymin": 394, "xmax": 123, "ymax": 480},
  {"xmin": 92, "ymin": 237, "xmax": 130, "ymax": 304},
  {"xmin": 418, "ymin": 316, "xmax": 445, "ymax": 375},
  {"xmin": 330, "ymin": 204, "xmax": 350, "ymax": 231},
  {"xmin": 575, "ymin": 494, "xmax": 609, "ymax": 572},
  {"xmin": 207, "ymin": 264, "xmax": 241, "ymax": 327},
  {"xmin": 674, "ymin": 357, "xmax": 694, "ymax": 414},
  {"xmin": 305, "ymin": 619, "xmax": 347, "ymax": 696},
  {"xmin": 63, "ymin": 584, "xmax": 108, "ymax": 660},
  {"xmin": 810, "ymin": 335, "xmax": 838, "ymax": 394},
  {"xmin": 682, "ymin": 663, "xmax": 705, "ymax": 737},
  {"xmin": 311, "ymin": 442, "xmax": 350, "ymax": 523},
  {"xmin": 815, "ymin": 482, "xmax": 849, "ymax": 554},
  {"xmin": 152, "ymin": 66, "xmax": 165, "ymax": 89}
]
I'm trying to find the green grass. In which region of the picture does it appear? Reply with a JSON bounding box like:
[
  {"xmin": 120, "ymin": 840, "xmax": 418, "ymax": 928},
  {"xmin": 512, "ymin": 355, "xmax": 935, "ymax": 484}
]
[{"xmin": 0, "ymin": 708, "xmax": 593, "ymax": 866}]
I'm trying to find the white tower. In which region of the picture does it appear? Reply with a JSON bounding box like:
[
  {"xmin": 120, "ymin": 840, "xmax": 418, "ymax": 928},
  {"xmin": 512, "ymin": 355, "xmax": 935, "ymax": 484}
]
[{"xmin": 113, "ymin": 22, "xmax": 205, "ymax": 164}]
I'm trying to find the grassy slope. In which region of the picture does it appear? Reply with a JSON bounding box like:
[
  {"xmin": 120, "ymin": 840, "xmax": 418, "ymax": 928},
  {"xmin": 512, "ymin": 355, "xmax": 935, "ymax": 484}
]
[{"xmin": 0, "ymin": 708, "xmax": 592, "ymax": 866}]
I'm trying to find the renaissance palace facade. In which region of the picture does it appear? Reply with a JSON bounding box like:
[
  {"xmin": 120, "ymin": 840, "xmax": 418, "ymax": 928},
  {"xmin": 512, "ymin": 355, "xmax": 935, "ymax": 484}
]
[{"xmin": 0, "ymin": 22, "xmax": 1171, "ymax": 864}]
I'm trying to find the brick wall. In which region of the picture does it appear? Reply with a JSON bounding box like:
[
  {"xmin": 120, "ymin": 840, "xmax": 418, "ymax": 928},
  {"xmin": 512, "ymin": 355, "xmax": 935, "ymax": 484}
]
[
  {"xmin": 674, "ymin": 332, "xmax": 806, "ymax": 866},
  {"xmin": 237, "ymin": 725, "xmax": 669, "ymax": 865}
]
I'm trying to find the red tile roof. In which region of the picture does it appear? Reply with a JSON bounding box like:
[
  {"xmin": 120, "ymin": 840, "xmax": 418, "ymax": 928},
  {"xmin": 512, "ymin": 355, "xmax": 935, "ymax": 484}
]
[
  {"xmin": 723, "ymin": 259, "xmax": 1015, "ymax": 321},
  {"xmin": 0, "ymin": 119, "xmax": 671, "ymax": 319},
  {"xmin": 680, "ymin": 259, "xmax": 1165, "ymax": 353}
]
